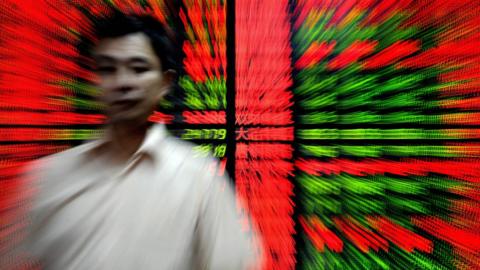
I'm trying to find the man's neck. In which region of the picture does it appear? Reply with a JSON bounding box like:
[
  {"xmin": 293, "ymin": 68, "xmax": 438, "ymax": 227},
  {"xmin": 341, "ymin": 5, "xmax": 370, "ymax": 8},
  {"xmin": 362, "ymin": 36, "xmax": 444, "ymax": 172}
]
[{"xmin": 105, "ymin": 121, "xmax": 150, "ymax": 163}]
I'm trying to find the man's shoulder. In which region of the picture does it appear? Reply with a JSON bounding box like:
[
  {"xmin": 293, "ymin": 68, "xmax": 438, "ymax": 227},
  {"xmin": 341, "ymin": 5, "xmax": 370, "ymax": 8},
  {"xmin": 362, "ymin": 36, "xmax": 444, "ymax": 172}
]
[
  {"xmin": 162, "ymin": 136, "xmax": 209, "ymax": 165},
  {"xmin": 38, "ymin": 141, "xmax": 98, "ymax": 168},
  {"xmin": 26, "ymin": 141, "xmax": 99, "ymax": 182},
  {"xmin": 160, "ymin": 135, "xmax": 221, "ymax": 176}
]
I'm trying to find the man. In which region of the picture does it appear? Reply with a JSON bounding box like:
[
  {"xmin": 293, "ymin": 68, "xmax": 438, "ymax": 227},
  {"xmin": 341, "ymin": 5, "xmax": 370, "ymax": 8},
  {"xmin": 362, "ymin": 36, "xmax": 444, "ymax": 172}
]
[{"xmin": 4, "ymin": 12, "xmax": 261, "ymax": 270}]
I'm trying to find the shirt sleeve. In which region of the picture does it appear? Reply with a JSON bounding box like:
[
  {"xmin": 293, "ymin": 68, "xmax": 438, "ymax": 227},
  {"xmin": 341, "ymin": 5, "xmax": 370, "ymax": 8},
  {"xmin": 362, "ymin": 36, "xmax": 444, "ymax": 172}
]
[{"xmin": 193, "ymin": 164, "xmax": 263, "ymax": 270}]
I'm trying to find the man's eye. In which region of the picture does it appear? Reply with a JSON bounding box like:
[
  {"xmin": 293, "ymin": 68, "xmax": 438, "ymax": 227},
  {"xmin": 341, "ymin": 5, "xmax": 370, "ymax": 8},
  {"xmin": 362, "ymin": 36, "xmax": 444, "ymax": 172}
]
[
  {"xmin": 133, "ymin": 67, "xmax": 150, "ymax": 73},
  {"xmin": 96, "ymin": 66, "xmax": 115, "ymax": 73}
]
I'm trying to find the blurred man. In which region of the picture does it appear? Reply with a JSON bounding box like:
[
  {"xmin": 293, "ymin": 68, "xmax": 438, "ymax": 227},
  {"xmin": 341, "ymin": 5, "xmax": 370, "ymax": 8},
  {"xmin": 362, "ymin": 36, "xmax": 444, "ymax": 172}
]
[{"xmin": 3, "ymin": 11, "xmax": 261, "ymax": 270}]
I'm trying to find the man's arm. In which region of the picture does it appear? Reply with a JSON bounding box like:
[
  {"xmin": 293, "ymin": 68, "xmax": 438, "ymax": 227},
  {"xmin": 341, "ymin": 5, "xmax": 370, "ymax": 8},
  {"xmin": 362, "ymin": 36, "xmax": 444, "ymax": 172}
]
[{"xmin": 193, "ymin": 166, "xmax": 263, "ymax": 270}]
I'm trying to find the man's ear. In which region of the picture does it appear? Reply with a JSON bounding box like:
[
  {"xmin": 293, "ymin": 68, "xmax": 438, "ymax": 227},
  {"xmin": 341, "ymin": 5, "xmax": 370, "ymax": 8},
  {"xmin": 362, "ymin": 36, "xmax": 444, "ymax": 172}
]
[{"xmin": 157, "ymin": 69, "xmax": 177, "ymax": 99}]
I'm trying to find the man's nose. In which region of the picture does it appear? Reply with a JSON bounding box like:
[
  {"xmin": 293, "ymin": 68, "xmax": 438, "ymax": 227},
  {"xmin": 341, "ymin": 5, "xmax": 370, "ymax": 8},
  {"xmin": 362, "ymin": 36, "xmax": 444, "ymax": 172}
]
[{"xmin": 112, "ymin": 69, "xmax": 136, "ymax": 93}]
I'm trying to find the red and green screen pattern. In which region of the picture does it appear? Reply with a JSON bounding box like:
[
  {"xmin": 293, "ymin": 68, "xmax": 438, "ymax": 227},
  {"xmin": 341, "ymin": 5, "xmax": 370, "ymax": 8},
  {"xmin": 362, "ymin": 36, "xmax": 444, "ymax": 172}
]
[{"xmin": 1, "ymin": 0, "xmax": 479, "ymax": 269}]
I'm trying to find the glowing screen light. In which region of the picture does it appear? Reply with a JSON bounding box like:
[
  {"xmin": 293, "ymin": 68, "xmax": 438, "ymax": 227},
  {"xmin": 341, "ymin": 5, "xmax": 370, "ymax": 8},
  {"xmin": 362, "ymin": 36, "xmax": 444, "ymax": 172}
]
[
  {"xmin": 292, "ymin": 0, "xmax": 480, "ymax": 269},
  {"xmin": 235, "ymin": 0, "xmax": 296, "ymax": 268}
]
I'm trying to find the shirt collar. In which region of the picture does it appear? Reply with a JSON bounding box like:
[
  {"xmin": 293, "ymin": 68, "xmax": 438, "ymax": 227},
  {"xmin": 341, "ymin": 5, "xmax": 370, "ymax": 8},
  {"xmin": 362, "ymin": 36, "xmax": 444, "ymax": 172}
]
[
  {"xmin": 88, "ymin": 124, "xmax": 167, "ymax": 162},
  {"xmin": 134, "ymin": 124, "xmax": 167, "ymax": 160}
]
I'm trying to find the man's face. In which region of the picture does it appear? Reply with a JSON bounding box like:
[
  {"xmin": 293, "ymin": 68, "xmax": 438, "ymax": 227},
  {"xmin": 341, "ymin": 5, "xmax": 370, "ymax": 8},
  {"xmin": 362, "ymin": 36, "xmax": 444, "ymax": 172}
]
[{"xmin": 92, "ymin": 32, "xmax": 169, "ymax": 125}]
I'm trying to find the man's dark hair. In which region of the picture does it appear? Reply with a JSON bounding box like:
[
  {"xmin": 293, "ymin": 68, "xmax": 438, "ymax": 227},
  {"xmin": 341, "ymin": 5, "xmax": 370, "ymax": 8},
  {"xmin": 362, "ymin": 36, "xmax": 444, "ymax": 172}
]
[{"xmin": 78, "ymin": 10, "xmax": 180, "ymax": 72}]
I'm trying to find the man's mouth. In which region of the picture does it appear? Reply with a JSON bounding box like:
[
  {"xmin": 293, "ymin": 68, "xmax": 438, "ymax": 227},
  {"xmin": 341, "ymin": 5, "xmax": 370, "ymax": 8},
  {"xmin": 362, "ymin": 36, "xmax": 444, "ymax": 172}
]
[{"xmin": 112, "ymin": 100, "xmax": 137, "ymax": 108}]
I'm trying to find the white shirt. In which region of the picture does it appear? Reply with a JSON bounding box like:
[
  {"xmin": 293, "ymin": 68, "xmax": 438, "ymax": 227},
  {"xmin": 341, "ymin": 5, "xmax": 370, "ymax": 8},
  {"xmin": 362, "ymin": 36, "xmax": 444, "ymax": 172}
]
[{"xmin": 8, "ymin": 125, "xmax": 260, "ymax": 270}]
